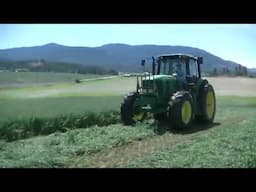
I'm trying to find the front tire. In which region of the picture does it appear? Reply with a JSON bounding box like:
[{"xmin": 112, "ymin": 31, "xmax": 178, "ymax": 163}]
[
  {"xmin": 121, "ymin": 92, "xmax": 146, "ymax": 125},
  {"xmin": 167, "ymin": 92, "xmax": 194, "ymax": 130}
]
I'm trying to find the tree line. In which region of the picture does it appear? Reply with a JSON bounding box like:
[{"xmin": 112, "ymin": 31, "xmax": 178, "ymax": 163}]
[
  {"xmin": 0, "ymin": 59, "xmax": 118, "ymax": 75},
  {"xmin": 211, "ymin": 64, "xmax": 248, "ymax": 76}
]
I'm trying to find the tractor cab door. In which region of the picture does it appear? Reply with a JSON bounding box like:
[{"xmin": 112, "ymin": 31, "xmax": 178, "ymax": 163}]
[{"xmin": 185, "ymin": 58, "xmax": 199, "ymax": 89}]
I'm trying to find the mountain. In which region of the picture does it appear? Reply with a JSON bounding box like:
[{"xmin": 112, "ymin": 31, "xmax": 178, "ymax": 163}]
[{"xmin": 0, "ymin": 43, "xmax": 244, "ymax": 72}]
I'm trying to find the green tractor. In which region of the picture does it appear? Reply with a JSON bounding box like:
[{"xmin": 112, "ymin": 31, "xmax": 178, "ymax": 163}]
[{"xmin": 121, "ymin": 54, "xmax": 216, "ymax": 129}]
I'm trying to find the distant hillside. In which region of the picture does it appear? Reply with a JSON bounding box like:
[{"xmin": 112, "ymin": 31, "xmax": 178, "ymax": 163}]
[
  {"xmin": 248, "ymin": 68, "xmax": 256, "ymax": 75},
  {"xmin": 249, "ymin": 68, "xmax": 256, "ymax": 72},
  {"xmin": 0, "ymin": 43, "xmax": 244, "ymax": 72}
]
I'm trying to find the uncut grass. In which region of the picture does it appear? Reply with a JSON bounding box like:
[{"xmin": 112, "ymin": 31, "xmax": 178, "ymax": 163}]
[
  {"xmin": 0, "ymin": 96, "xmax": 122, "ymax": 123},
  {"xmin": 0, "ymin": 72, "xmax": 104, "ymax": 85},
  {"xmin": 0, "ymin": 110, "xmax": 120, "ymax": 142},
  {"xmin": 0, "ymin": 76, "xmax": 133, "ymax": 99}
]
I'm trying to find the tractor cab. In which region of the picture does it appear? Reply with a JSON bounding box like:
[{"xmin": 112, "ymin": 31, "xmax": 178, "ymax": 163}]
[{"xmin": 155, "ymin": 54, "xmax": 203, "ymax": 89}]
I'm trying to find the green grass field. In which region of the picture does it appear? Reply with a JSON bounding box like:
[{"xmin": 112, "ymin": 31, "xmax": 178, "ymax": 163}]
[
  {"xmin": 0, "ymin": 96, "xmax": 122, "ymax": 122},
  {"xmin": 0, "ymin": 73, "xmax": 124, "ymax": 142},
  {"xmin": 0, "ymin": 96, "xmax": 255, "ymax": 168},
  {"xmin": 0, "ymin": 72, "xmax": 104, "ymax": 85},
  {"xmin": 120, "ymin": 97, "xmax": 256, "ymax": 168},
  {"xmin": 0, "ymin": 72, "xmax": 256, "ymax": 168},
  {"xmin": 0, "ymin": 72, "xmax": 126, "ymax": 122},
  {"xmin": 0, "ymin": 124, "xmax": 156, "ymax": 168}
]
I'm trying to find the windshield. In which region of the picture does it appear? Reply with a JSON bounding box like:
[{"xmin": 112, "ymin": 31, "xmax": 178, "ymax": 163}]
[{"xmin": 159, "ymin": 57, "xmax": 186, "ymax": 76}]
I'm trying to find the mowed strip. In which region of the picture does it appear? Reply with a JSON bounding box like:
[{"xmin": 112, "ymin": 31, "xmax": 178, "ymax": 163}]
[
  {"xmin": 0, "ymin": 124, "xmax": 156, "ymax": 168},
  {"xmin": 68, "ymin": 96, "xmax": 256, "ymax": 168},
  {"xmin": 123, "ymin": 114, "xmax": 256, "ymax": 168},
  {"xmin": 70, "ymin": 116, "xmax": 245, "ymax": 168}
]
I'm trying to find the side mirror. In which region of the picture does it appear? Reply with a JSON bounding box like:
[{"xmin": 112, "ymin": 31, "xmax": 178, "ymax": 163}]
[
  {"xmin": 141, "ymin": 59, "xmax": 145, "ymax": 66},
  {"xmin": 152, "ymin": 57, "xmax": 155, "ymax": 75},
  {"xmin": 197, "ymin": 57, "xmax": 203, "ymax": 64}
]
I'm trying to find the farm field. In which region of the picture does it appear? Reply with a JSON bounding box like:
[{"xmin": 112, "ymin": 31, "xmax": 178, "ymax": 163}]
[
  {"xmin": 0, "ymin": 72, "xmax": 256, "ymax": 168},
  {"xmin": 206, "ymin": 77, "xmax": 256, "ymax": 97},
  {"xmin": 0, "ymin": 72, "xmax": 107, "ymax": 87},
  {"xmin": 0, "ymin": 96, "xmax": 122, "ymax": 123}
]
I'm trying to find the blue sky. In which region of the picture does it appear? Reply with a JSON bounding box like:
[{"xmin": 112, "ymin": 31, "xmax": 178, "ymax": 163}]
[{"xmin": 0, "ymin": 24, "xmax": 256, "ymax": 68}]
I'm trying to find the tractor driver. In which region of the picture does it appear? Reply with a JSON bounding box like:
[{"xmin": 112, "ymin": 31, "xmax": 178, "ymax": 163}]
[{"xmin": 175, "ymin": 61, "xmax": 186, "ymax": 88}]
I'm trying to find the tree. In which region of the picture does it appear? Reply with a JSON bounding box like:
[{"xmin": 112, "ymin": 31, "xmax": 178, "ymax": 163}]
[
  {"xmin": 213, "ymin": 68, "xmax": 218, "ymax": 76},
  {"xmin": 238, "ymin": 64, "xmax": 242, "ymax": 75},
  {"xmin": 109, "ymin": 69, "xmax": 118, "ymax": 75},
  {"xmin": 243, "ymin": 66, "xmax": 248, "ymax": 76},
  {"xmin": 234, "ymin": 66, "xmax": 239, "ymax": 76},
  {"xmin": 40, "ymin": 59, "xmax": 46, "ymax": 64},
  {"xmin": 222, "ymin": 67, "xmax": 229, "ymax": 75},
  {"xmin": 226, "ymin": 68, "xmax": 230, "ymax": 74}
]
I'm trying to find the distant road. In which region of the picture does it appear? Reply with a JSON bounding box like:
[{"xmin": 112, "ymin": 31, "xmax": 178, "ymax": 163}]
[
  {"xmin": 79, "ymin": 76, "xmax": 119, "ymax": 82},
  {"xmin": 0, "ymin": 82, "xmax": 57, "ymax": 88}
]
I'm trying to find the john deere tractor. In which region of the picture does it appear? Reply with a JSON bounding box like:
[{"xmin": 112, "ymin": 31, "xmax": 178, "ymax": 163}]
[{"xmin": 121, "ymin": 54, "xmax": 216, "ymax": 129}]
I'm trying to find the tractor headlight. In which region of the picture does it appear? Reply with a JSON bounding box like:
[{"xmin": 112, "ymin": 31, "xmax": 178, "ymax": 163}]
[
  {"xmin": 142, "ymin": 88, "xmax": 154, "ymax": 94},
  {"xmin": 148, "ymin": 88, "xmax": 154, "ymax": 93}
]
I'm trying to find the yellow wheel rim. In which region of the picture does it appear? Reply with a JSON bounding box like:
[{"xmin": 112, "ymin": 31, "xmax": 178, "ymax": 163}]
[
  {"xmin": 181, "ymin": 101, "xmax": 192, "ymax": 124},
  {"xmin": 133, "ymin": 105, "xmax": 145, "ymax": 121},
  {"xmin": 133, "ymin": 112, "xmax": 145, "ymax": 121},
  {"xmin": 206, "ymin": 91, "xmax": 215, "ymax": 119}
]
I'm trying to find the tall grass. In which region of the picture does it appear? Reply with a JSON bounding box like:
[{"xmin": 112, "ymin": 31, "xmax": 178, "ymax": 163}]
[
  {"xmin": 0, "ymin": 96, "xmax": 122, "ymax": 122},
  {"xmin": 0, "ymin": 110, "xmax": 120, "ymax": 142}
]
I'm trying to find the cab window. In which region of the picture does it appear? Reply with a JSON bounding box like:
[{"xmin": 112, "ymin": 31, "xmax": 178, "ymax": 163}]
[{"xmin": 188, "ymin": 59, "xmax": 198, "ymax": 77}]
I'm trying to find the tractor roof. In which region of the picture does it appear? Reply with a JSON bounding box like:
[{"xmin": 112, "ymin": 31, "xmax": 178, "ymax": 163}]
[{"xmin": 158, "ymin": 53, "xmax": 198, "ymax": 60}]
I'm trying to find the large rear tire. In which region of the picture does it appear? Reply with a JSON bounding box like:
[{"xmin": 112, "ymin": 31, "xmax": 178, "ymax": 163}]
[
  {"xmin": 196, "ymin": 84, "xmax": 216, "ymax": 124},
  {"xmin": 121, "ymin": 92, "xmax": 146, "ymax": 125},
  {"xmin": 167, "ymin": 92, "xmax": 194, "ymax": 130},
  {"xmin": 154, "ymin": 113, "xmax": 166, "ymax": 122}
]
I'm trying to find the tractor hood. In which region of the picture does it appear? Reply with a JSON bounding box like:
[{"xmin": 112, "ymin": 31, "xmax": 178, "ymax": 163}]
[{"xmin": 141, "ymin": 74, "xmax": 178, "ymax": 96}]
